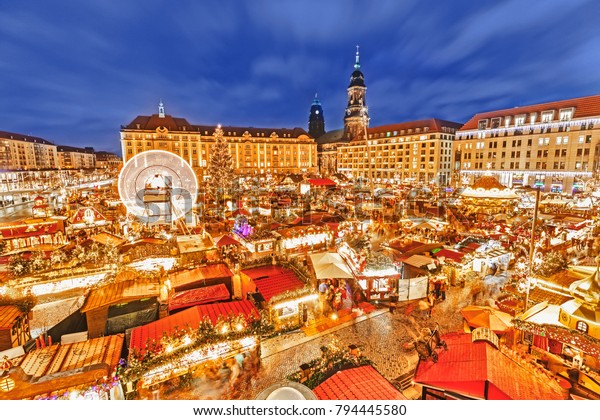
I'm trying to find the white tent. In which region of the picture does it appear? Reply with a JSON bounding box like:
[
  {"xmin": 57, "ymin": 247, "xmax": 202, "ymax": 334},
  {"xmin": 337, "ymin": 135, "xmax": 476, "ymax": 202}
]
[{"xmin": 309, "ymin": 252, "xmax": 354, "ymax": 279}]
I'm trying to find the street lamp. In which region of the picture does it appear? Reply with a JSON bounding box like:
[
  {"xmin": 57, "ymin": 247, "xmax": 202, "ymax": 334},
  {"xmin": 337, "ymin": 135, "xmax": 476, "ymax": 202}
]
[{"xmin": 524, "ymin": 185, "xmax": 542, "ymax": 311}]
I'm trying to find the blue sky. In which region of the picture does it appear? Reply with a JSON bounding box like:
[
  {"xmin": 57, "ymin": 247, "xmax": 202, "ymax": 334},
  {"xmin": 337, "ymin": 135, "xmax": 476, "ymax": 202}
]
[{"xmin": 1, "ymin": 0, "xmax": 599, "ymax": 155}]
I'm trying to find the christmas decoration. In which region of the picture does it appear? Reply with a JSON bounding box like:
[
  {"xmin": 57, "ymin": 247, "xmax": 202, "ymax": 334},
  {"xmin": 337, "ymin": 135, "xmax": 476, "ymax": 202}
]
[{"xmin": 207, "ymin": 125, "xmax": 235, "ymax": 218}]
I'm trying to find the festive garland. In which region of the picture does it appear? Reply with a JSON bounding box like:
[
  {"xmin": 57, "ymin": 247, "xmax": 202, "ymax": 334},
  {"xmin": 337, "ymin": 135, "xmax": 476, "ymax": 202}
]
[
  {"xmin": 268, "ymin": 285, "xmax": 315, "ymax": 307},
  {"xmin": 513, "ymin": 318, "xmax": 600, "ymax": 357},
  {"xmin": 121, "ymin": 313, "xmax": 272, "ymax": 385},
  {"xmin": 287, "ymin": 339, "xmax": 373, "ymax": 390}
]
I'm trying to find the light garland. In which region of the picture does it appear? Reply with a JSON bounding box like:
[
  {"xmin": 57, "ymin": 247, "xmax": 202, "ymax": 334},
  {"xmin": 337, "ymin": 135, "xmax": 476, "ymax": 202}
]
[{"xmin": 458, "ymin": 117, "xmax": 600, "ymax": 138}]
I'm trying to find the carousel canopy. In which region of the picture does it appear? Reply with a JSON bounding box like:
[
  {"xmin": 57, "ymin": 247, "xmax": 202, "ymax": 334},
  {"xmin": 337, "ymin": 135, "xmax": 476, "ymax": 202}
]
[
  {"xmin": 309, "ymin": 252, "xmax": 354, "ymax": 279},
  {"xmin": 459, "ymin": 175, "xmax": 518, "ymax": 200}
]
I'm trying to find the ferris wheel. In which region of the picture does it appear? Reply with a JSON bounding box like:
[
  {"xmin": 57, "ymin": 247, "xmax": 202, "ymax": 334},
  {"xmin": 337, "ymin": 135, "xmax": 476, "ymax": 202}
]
[{"xmin": 118, "ymin": 150, "xmax": 198, "ymax": 226}]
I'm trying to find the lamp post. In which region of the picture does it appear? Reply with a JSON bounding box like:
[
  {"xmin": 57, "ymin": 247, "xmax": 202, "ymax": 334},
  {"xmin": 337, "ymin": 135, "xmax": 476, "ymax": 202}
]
[{"xmin": 525, "ymin": 185, "xmax": 542, "ymax": 311}]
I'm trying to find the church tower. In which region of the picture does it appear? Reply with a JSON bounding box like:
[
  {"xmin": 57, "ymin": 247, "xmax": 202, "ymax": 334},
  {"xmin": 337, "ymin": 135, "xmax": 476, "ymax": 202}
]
[
  {"xmin": 343, "ymin": 46, "xmax": 369, "ymax": 141},
  {"xmin": 308, "ymin": 93, "xmax": 325, "ymax": 139}
]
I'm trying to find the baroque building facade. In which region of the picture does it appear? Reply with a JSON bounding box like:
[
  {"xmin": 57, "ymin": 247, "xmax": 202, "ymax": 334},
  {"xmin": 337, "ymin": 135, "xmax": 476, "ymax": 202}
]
[{"xmin": 120, "ymin": 102, "xmax": 317, "ymax": 181}]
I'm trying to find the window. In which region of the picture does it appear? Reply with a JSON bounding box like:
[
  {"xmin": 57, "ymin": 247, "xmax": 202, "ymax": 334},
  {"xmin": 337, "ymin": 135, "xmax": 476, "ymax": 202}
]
[
  {"xmin": 491, "ymin": 118, "xmax": 501, "ymax": 128},
  {"xmin": 515, "ymin": 115, "xmax": 526, "ymax": 126},
  {"xmin": 527, "ymin": 138, "xmax": 532, "ymax": 147},
  {"xmin": 541, "ymin": 111, "xmax": 554, "ymax": 123},
  {"xmin": 559, "ymin": 108, "xmax": 574, "ymax": 121},
  {"xmin": 579, "ymin": 136, "xmax": 585, "ymax": 144},
  {"xmin": 478, "ymin": 120, "xmax": 488, "ymax": 130},
  {"xmin": 529, "ymin": 113, "xmax": 537, "ymax": 124},
  {"xmin": 576, "ymin": 321, "xmax": 589, "ymax": 333}
]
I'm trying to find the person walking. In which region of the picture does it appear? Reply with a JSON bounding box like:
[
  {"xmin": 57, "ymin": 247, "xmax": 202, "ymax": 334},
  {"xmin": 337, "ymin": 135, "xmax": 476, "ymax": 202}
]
[
  {"xmin": 389, "ymin": 288, "xmax": 399, "ymax": 313},
  {"xmin": 440, "ymin": 280, "xmax": 447, "ymax": 301}
]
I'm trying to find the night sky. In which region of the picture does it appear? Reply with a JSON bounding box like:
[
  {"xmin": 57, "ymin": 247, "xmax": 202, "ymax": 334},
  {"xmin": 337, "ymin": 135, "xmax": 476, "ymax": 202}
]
[{"xmin": 2, "ymin": 0, "xmax": 599, "ymax": 155}]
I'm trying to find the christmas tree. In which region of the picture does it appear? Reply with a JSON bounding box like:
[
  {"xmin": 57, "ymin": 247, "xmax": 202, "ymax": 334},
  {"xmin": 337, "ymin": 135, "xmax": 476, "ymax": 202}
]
[{"xmin": 207, "ymin": 125, "xmax": 234, "ymax": 218}]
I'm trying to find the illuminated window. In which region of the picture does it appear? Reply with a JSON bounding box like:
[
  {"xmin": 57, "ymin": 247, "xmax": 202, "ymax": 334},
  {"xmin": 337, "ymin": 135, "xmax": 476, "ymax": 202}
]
[{"xmin": 576, "ymin": 320, "xmax": 589, "ymax": 333}]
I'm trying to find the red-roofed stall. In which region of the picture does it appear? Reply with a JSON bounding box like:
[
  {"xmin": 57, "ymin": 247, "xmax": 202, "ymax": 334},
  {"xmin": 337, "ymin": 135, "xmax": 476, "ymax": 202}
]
[
  {"xmin": 127, "ymin": 300, "xmax": 261, "ymax": 392},
  {"xmin": 313, "ymin": 365, "xmax": 406, "ymax": 400},
  {"xmin": 168, "ymin": 283, "xmax": 230, "ymax": 312},
  {"xmin": 413, "ymin": 332, "xmax": 567, "ymax": 400},
  {"xmin": 241, "ymin": 265, "xmax": 317, "ymax": 330}
]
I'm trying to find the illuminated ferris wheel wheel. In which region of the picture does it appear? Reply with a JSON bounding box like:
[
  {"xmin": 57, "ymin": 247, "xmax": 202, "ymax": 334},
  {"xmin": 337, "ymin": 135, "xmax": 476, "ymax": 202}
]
[{"xmin": 118, "ymin": 150, "xmax": 198, "ymax": 226}]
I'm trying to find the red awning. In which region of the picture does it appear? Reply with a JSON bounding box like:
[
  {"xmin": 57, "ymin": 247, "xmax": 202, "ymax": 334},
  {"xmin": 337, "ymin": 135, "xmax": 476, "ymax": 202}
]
[
  {"xmin": 168, "ymin": 284, "xmax": 230, "ymax": 311},
  {"xmin": 129, "ymin": 300, "xmax": 259, "ymax": 355},
  {"xmin": 242, "ymin": 265, "xmax": 304, "ymax": 302},
  {"xmin": 434, "ymin": 249, "xmax": 465, "ymax": 262},
  {"xmin": 308, "ymin": 178, "xmax": 336, "ymax": 187},
  {"xmin": 216, "ymin": 235, "xmax": 240, "ymax": 247}
]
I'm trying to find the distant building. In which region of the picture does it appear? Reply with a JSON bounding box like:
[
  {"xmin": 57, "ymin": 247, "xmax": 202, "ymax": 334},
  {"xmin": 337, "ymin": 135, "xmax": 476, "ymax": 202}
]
[
  {"xmin": 314, "ymin": 49, "xmax": 462, "ymax": 186},
  {"xmin": 0, "ymin": 131, "xmax": 58, "ymax": 170},
  {"xmin": 120, "ymin": 101, "xmax": 317, "ymax": 180},
  {"xmin": 308, "ymin": 93, "xmax": 325, "ymax": 139},
  {"xmin": 455, "ymin": 93, "xmax": 600, "ymax": 193},
  {"xmin": 95, "ymin": 150, "xmax": 121, "ymax": 169},
  {"xmin": 337, "ymin": 119, "xmax": 462, "ymax": 186},
  {"xmin": 57, "ymin": 145, "xmax": 96, "ymax": 169}
]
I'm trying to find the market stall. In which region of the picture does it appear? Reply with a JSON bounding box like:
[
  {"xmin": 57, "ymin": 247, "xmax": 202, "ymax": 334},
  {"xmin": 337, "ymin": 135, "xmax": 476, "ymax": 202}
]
[
  {"xmin": 126, "ymin": 300, "xmax": 261, "ymax": 395},
  {"xmin": 241, "ymin": 265, "xmax": 317, "ymax": 330},
  {"xmin": 0, "ymin": 334, "xmax": 124, "ymax": 400}
]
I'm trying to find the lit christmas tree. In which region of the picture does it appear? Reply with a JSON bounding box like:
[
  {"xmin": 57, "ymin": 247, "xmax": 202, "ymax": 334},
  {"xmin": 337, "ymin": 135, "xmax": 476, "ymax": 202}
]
[{"xmin": 207, "ymin": 125, "xmax": 234, "ymax": 218}]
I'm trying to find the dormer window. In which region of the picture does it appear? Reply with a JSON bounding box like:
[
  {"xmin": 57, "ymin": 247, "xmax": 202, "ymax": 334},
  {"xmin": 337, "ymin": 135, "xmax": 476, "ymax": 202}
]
[
  {"xmin": 541, "ymin": 111, "xmax": 554, "ymax": 123},
  {"xmin": 478, "ymin": 119, "xmax": 488, "ymax": 130},
  {"xmin": 514, "ymin": 115, "xmax": 526, "ymax": 127},
  {"xmin": 491, "ymin": 118, "xmax": 501, "ymax": 129},
  {"xmin": 559, "ymin": 108, "xmax": 574, "ymax": 121},
  {"xmin": 529, "ymin": 113, "xmax": 537, "ymax": 124}
]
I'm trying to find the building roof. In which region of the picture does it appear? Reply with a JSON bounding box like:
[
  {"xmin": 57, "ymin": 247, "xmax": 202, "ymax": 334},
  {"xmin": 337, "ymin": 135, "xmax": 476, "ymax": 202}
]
[
  {"xmin": 433, "ymin": 248, "xmax": 465, "ymax": 263},
  {"xmin": 123, "ymin": 114, "xmax": 310, "ymax": 138},
  {"xmin": 57, "ymin": 145, "xmax": 95, "ymax": 154},
  {"xmin": 241, "ymin": 265, "xmax": 304, "ymax": 302},
  {"xmin": 413, "ymin": 332, "xmax": 565, "ymax": 400},
  {"xmin": 0, "ymin": 305, "xmax": 23, "ymax": 330},
  {"xmin": 88, "ymin": 232, "xmax": 125, "ymax": 247},
  {"xmin": 129, "ymin": 300, "xmax": 259, "ymax": 355},
  {"xmin": 1, "ymin": 334, "xmax": 124, "ymax": 400},
  {"xmin": 168, "ymin": 283, "xmax": 230, "ymax": 312},
  {"xmin": 313, "ymin": 365, "xmax": 406, "ymax": 400},
  {"xmin": 460, "ymin": 93, "xmax": 600, "ymax": 131},
  {"xmin": 81, "ymin": 279, "xmax": 159, "ymax": 313},
  {"xmin": 316, "ymin": 128, "xmax": 345, "ymax": 145},
  {"xmin": 307, "ymin": 178, "xmax": 337, "ymax": 187},
  {"xmin": 0, "ymin": 130, "xmax": 55, "ymax": 145},
  {"xmin": 366, "ymin": 119, "xmax": 464, "ymax": 137},
  {"xmin": 169, "ymin": 264, "xmax": 234, "ymax": 291}
]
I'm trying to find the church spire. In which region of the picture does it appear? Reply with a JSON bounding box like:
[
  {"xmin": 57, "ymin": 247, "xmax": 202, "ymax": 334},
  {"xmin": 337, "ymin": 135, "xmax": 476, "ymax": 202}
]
[
  {"xmin": 354, "ymin": 45, "xmax": 360, "ymax": 70},
  {"xmin": 158, "ymin": 100, "xmax": 165, "ymax": 118}
]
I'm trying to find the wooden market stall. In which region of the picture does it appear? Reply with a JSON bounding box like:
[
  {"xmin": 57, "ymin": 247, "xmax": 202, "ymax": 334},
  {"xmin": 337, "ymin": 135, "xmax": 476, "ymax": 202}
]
[
  {"xmin": 0, "ymin": 334, "xmax": 124, "ymax": 400},
  {"xmin": 81, "ymin": 278, "xmax": 160, "ymax": 338},
  {"xmin": 0, "ymin": 305, "xmax": 30, "ymax": 352}
]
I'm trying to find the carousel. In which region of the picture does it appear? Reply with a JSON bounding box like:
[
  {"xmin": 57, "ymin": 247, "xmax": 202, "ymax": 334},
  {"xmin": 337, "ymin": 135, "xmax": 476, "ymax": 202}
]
[{"xmin": 459, "ymin": 175, "xmax": 519, "ymax": 219}]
